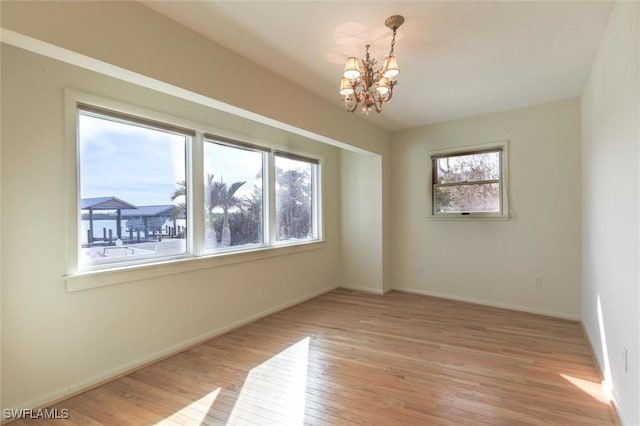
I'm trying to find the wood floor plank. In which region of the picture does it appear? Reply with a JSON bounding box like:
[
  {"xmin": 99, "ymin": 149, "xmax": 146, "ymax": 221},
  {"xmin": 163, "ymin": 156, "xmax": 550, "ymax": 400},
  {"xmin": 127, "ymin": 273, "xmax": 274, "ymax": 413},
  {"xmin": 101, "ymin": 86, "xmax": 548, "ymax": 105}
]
[{"xmin": 13, "ymin": 289, "xmax": 615, "ymax": 425}]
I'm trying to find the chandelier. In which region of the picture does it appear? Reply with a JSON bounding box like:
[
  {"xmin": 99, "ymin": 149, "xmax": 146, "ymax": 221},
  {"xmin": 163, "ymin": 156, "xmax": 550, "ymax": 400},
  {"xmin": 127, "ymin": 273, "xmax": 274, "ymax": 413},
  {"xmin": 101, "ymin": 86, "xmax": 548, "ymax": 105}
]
[{"xmin": 339, "ymin": 15, "xmax": 405, "ymax": 114}]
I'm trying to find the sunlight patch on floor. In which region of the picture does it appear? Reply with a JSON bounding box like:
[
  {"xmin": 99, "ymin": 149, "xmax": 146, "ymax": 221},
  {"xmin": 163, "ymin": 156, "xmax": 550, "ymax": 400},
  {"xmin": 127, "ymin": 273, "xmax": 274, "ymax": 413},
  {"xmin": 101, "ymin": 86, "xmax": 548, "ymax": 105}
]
[
  {"xmin": 227, "ymin": 337, "xmax": 310, "ymax": 425},
  {"xmin": 155, "ymin": 387, "xmax": 221, "ymax": 425},
  {"xmin": 560, "ymin": 374, "xmax": 609, "ymax": 404}
]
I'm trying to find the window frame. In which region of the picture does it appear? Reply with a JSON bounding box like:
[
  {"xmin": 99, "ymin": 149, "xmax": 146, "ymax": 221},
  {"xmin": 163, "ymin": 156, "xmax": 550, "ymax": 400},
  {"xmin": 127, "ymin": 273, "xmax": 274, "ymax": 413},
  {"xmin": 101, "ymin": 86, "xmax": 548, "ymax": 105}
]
[
  {"xmin": 428, "ymin": 141, "xmax": 509, "ymax": 220},
  {"xmin": 65, "ymin": 89, "xmax": 324, "ymax": 289},
  {"xmin": 76, "ymin": 104, "xmax": 195, "ymax": 271},
  {"xmin": 202, "ymin": 135, "xmax": 270, "ymax": 254},
  {"xmin": 273, "ymin": 151, "xmax": 321, "ymax": 244}
]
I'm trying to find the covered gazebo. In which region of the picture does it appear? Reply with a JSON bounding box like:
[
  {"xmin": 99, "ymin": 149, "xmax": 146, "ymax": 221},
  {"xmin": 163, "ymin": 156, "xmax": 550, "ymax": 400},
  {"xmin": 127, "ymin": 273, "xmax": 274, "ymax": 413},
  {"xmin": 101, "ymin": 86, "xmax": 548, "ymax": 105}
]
[
  {"xmin": 81, "ymin": 197, "xmax": 137, "ymax": 243},
  {"xmin": 120, "ymin": 205, "xmax": 177, "ymax": 239}
]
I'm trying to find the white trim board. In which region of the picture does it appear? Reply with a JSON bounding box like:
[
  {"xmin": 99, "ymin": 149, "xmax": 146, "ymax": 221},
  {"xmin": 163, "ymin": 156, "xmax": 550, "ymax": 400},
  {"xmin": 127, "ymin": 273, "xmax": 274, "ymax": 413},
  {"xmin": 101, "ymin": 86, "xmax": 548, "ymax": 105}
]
[
  {"xmin": 394, "ymin": 287, "xmax": 580, "ymax": 321},
  {"xmin": 338, "ymin": 285, "xmax": 386, "ymax": 296}
]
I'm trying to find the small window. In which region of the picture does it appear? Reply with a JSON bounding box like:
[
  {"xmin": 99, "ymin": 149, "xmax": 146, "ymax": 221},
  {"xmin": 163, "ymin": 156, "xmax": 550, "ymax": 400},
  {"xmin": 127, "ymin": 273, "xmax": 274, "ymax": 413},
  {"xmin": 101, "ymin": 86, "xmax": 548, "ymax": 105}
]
[
  {"xmin": 203, "ymin": 137, "xmax": 266, "ymax": 252},
  {"xmin": 275, "ymin": 152, "xmax": 319, "ymax": 242},
  {"xmin": 431, "ymin": 144, "xmax": 507, "ymax": 217},
  {"xmin": 78, "ymin": 107, "xmax": 191, "ymax": 269}
]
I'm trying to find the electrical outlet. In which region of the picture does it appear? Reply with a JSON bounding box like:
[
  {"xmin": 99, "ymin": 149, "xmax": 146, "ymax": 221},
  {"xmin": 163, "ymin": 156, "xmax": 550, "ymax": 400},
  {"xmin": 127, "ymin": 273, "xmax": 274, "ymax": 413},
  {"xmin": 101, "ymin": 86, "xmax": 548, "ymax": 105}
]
[
  {"xmin": 416, "ymin": 264, "xmax": 424, "ymax": 274},
  {"xmin": 533, "ymin": 274, "xmax": 543, "ymax": 287}
]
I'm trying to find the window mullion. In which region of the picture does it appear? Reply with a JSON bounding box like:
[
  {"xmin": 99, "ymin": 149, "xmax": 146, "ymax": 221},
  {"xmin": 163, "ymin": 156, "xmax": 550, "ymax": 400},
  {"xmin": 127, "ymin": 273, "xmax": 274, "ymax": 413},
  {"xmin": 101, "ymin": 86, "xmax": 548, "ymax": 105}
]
[
  {"xmin": 313, "ymin": 162, "xmax": 322, "ymax": 239},
  {"xmin": 191, "ymin": 132, "xmax": 205, "ymax": 256},
  {"xmin": 267, "ymin": 151, "xmax": 277, "ymax": 245}
]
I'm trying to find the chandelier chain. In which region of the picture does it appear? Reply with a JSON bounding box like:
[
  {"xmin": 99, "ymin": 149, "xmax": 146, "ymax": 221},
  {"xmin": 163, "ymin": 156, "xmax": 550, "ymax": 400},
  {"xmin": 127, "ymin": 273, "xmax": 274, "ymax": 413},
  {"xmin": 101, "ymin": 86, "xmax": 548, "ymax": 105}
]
[{"xmin": 389, "ymin": 28, "xmax": 397, "ymax": 57}]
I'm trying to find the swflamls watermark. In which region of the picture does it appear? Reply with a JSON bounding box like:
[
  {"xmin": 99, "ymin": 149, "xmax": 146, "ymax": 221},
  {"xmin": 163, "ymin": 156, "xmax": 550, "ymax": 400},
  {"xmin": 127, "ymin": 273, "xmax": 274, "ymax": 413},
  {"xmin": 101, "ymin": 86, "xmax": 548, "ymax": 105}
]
[{"xmin": 3, "ymin": 408, "xmax": 70, "ymax": 420}]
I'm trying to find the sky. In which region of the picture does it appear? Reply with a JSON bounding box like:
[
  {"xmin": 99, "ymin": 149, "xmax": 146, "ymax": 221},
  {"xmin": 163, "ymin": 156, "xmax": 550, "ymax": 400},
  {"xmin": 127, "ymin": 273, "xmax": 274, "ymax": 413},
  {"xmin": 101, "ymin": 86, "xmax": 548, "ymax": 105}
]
[
  {"xmin": 79, "ymin": 113, "xmax": 306, "ymax": 209},
  {"xmin": 204, "ymin": 140, "xmax": 262, "ymax": 199},
  {"xmin": 79, "ymin": 114, "xmax": 186, "ymax": 206}
]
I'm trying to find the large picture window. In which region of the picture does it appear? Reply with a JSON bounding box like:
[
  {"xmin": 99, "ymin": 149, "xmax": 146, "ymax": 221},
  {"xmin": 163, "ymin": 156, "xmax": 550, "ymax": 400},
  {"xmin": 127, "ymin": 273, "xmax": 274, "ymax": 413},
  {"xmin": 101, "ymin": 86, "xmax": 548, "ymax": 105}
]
[
  {"xmin": 75, "ymin": 101, "xmax": 322, "ymax": 273},
  {"xmin": 78, "ymin": 107, "xmax": 190, "ymax": 268},
  {"xmin": 431, "ymin": 143, "xmax": 508, "ymax": 217}
]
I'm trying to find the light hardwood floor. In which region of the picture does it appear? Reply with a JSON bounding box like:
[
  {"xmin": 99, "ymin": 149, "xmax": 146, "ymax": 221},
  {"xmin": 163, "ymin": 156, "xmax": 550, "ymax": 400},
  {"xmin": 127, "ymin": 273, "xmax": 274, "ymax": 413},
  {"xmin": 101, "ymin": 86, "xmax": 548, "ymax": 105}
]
[{"xmin": 13, "ymin": 289, "xmax": 617, "ymax": 425}]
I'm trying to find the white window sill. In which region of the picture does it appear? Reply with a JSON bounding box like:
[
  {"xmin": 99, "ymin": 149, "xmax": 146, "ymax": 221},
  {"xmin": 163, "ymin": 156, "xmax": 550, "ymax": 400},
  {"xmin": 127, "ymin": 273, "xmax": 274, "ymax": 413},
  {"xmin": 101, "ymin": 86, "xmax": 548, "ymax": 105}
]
[
  {"xmin": 428, "ymin": 214, "xmax": 511, "ymax": 221},
  {"xmin": 65, "ymin": 240, "xmax": 326, "ymax": 292}
]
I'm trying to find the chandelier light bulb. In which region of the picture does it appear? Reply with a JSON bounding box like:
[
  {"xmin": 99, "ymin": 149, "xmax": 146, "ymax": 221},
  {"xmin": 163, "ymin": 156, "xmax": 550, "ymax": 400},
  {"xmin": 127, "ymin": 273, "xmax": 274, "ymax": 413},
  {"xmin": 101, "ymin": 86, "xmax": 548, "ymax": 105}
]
[
  {"xmin": 376, "ymin": 77, "xmax": 390, "ymax": 95},
  {"xmin": 339, "ymin": 77, "xmax": 355, "ymax": 95},
  {"xmin": 343, "ymin": 57, "xmax": 361, "ymax": 80},
  {"xmin": 383, "ymin": 56, "xmax": 400, "ymax": 78}
]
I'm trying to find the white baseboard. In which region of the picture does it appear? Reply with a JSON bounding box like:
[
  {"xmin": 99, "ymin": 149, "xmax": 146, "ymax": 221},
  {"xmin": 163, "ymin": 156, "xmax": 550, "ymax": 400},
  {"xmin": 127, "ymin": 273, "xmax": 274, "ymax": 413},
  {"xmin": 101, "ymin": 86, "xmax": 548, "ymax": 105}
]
[
  {"xmin": 338, "ymin": 285, "xmax": 386, "ymax": 296},
  {"xmin": 14, "ymin": 284, "xmax": 338, "ymax": 413},
  {"xmin": 394, "ymin": 287, "xmax": 580, "ymax": 321}
]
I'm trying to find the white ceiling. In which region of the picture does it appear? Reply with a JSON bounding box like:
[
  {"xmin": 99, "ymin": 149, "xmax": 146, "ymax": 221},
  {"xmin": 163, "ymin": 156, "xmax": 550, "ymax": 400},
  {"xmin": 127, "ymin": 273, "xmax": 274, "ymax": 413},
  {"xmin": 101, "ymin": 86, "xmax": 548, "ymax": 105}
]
[{"xmin": 143, "ymin": 1, "xmax": 614, "ymax": 131}]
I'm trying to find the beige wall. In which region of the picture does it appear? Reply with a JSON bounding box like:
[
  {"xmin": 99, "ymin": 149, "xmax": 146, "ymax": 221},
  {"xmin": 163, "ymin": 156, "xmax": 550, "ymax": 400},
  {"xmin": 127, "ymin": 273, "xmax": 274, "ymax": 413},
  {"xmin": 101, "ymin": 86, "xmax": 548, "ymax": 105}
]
[
  {"xmin": 339, "ymin": 150, "xmax": 384, "ymax": 294},
  {"xmin": 581, "ymin": 2, "xmax": 639, "ymax": 424},
  {"xmin": 391, "ymin": 98, "xmax": 582, "ymax": 318}
]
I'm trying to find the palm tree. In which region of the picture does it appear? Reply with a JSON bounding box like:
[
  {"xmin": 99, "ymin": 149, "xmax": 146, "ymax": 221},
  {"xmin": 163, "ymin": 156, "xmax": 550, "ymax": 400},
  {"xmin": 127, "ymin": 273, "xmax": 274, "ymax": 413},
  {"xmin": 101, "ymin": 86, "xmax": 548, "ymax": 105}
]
[{"xmin": 207, "ymin": 174, "xmax": 246, "ymax": 247}]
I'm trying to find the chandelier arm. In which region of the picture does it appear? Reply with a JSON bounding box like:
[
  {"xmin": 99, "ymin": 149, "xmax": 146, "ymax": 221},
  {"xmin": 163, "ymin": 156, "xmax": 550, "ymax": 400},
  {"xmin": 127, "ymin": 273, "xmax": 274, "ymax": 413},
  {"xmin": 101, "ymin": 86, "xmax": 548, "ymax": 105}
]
[
  {"xmin": 344, "ymin": 93, "xmax": 358, "ymax": 112},
  {"xmin": 386, "ymin": 81, "xmax": 397, "ymax": 102},
  {"xmin": 373, "ymin": 92, "xmax": 383, "ymax": 113}
]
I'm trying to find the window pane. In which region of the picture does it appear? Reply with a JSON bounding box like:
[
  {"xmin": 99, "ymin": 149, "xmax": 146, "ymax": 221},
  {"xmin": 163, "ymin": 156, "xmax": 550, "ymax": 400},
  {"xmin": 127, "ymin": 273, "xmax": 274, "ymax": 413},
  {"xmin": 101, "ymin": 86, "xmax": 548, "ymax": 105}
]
[
  {"xmin": 435, "ymin": 183, "xmax": 500, "ymax": 213},
  {"xmin": 78, "ymin": 112, "xmax": 187, "ymax": 268},
  {"xmin": 435, "ymin": 151, "xmax": 500, "ymax": 183},
  {"xmin": 275, "ymin": 156, "xmax": 316, "ymax": 241},
  {"xmin": 204, "ymin": 141, "xmax": 264, "ymax": 251}
]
